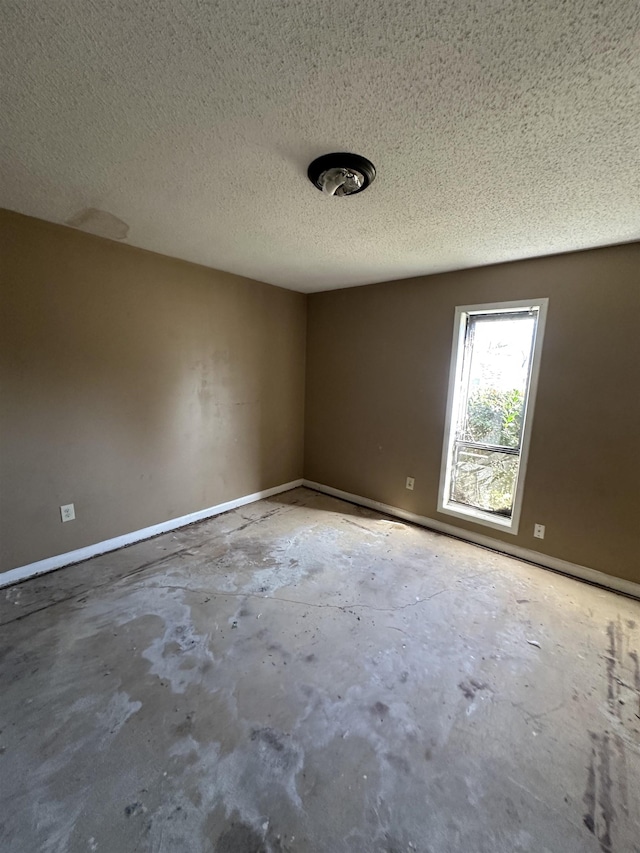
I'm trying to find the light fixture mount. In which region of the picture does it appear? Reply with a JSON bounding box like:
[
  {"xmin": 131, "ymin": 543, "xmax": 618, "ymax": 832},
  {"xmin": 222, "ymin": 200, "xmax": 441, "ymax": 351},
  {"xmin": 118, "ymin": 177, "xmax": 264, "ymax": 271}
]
[{"xmin": 308, "ymin": 152, "xmax": 376, "ymax": 197}]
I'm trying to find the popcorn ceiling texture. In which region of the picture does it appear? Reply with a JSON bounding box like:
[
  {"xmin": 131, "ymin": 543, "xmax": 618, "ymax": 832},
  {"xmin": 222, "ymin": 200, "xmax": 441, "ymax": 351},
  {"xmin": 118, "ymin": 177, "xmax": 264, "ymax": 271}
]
[{"xmin": 1, "ymin": 0, "xmax": 639, "ymax": 292}]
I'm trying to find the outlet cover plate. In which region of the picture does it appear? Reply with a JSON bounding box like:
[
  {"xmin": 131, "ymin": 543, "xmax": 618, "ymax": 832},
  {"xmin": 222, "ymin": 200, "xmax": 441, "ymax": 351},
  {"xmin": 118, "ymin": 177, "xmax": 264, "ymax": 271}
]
[
  {"xmin": 60, "ymin": 503, "xmax": 75, "ymax": 522},
  {"xmin": 406, "ymin": 477, "xmax": 415, "ymax": 491},
  {"xmin": 533, "ymin": 523, "xmax": 545, "ymax": 539}
]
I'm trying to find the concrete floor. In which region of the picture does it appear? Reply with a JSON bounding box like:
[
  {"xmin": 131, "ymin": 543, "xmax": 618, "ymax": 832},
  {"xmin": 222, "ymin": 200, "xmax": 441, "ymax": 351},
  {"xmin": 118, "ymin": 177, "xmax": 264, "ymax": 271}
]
[{"xmin": 1, "ymin": 487, "xmax": 639, "ymax": 853}]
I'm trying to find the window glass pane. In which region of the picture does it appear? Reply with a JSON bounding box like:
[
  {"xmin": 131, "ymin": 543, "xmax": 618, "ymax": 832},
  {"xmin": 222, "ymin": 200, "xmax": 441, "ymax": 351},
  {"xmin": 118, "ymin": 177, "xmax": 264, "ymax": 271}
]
[
  {"xmin": 450, "ymin": 446, "xmax": 519, "ymax": 516},
  {"xmin": 459, "ymin": 314, "xmax": 536, "ymax": 449}
]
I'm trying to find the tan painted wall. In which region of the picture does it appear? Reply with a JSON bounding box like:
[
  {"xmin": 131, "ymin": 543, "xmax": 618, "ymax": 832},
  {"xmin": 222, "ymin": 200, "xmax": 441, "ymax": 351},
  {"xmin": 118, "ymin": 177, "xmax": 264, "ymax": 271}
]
[
  {"xmin": 0, "ymin": 210, "xmax": 306, "ymax": 572},
  {"xmin": 305, "ymin": 243, "xmax": 640, "ymax": 584}
]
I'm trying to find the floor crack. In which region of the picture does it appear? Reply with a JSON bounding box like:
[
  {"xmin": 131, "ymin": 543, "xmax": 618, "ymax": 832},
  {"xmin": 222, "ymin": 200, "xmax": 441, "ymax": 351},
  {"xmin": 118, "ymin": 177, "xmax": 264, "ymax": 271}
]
[
  {"xmin": 145, "ymin": 583, "xmax": 452, "ymax": 615},
  {"xmin": 506, "ymin": 775, "xmax": 587, "ymax": 837}
]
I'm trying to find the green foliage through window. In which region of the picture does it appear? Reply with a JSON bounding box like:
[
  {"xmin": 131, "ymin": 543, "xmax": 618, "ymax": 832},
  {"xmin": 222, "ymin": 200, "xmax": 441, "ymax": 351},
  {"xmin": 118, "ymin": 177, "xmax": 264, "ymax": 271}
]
[{"xmin": 464, "ymin": 388, "xmax": 524, "ymax": 448}]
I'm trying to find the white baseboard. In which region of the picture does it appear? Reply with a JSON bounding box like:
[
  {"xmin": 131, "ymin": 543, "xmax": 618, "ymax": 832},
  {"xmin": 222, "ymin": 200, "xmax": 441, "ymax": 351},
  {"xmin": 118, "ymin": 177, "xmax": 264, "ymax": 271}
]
[
  {"xmin": 0, "ymin": 479, "xmax": 304, "ymax": 589},
  {"xmin": 5, "ymin": 477, "xmax": 638, "ymax": 601},
  {"xmin": 303, "ymin": 480, "xmax": 640, "ymax": 601}
]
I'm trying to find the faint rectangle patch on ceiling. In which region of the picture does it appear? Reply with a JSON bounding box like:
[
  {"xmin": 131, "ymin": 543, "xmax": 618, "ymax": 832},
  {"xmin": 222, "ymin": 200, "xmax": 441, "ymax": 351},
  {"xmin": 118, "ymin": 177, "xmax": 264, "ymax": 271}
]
[{"xmin": 66, "ymin": 207, "xmax": 129, "ymax": 240}]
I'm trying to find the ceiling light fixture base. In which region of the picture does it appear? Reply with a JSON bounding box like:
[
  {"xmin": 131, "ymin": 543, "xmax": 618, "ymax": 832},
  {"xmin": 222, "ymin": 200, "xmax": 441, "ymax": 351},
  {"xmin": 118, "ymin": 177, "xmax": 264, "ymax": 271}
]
[{"xmin": 308, "ymin": 152, "xmax": 376, "ymax": 197}]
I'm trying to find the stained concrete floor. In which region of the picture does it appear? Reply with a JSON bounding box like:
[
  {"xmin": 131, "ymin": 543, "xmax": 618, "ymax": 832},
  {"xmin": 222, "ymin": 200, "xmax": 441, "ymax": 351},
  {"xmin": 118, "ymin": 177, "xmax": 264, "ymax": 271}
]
[{"xmin": 1, "ymin": 487, "xmax": 639, "ymax": 853}]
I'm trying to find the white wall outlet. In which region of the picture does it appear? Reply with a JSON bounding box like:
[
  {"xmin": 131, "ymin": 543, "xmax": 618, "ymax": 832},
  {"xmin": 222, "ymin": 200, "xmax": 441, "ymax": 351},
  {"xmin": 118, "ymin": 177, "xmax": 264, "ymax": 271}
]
[
  {"xmin": 406, "ymin": 477, "xmax": 415, "ymax": 491},
  {"xmin": 60, "ymin": 503, "xmax": 75, "ymax": 523},
  {"xmin": 533, "ymin": 523, "xmax": 545, "ymax": 539}
]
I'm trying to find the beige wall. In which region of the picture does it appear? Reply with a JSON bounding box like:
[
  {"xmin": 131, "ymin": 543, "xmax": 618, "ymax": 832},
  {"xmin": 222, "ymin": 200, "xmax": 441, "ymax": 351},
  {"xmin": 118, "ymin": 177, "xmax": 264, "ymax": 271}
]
[
  {"xmin": 0, "ymin": 210, "xmax": 306, "ymax": 572},
  {"xmin": 2, "ymin": 209, "xmax": 639, "ymax": 585},
  {"xmin": 305, "ymin": 243, "xmax": 640, "ymax": 584}
]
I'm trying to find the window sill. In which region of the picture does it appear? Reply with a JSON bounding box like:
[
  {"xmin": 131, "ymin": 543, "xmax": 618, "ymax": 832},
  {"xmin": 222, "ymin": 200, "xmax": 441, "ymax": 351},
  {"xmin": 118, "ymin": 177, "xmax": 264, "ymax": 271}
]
[{"xmin": 437, "ymin": 501, "xmax": 519, "ymax": 535}]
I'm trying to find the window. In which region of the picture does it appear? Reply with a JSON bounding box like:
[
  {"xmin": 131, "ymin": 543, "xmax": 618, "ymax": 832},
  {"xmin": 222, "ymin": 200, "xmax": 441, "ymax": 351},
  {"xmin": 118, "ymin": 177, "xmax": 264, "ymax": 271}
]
[{"xmin": 438, "ymin": 299, "xmax": 548, "ymax": 534}]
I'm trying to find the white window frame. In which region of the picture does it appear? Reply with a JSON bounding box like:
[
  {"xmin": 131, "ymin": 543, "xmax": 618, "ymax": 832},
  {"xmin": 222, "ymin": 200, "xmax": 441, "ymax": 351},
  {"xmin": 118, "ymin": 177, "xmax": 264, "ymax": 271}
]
[{"xmin": 437, "ymin": 298, "xmax": 548, "ymax": 535}]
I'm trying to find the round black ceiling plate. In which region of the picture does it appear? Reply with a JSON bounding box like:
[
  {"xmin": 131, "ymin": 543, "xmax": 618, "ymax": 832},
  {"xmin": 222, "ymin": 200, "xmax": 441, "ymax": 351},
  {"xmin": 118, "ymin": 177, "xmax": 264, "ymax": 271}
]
[{"xmin": 307, "ymin": 152, "xmax": 376, "ymax": 194}]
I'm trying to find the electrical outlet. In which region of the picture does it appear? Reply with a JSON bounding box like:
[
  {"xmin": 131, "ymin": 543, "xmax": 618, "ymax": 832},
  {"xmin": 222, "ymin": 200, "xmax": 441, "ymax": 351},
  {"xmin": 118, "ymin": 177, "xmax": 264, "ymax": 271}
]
[
  {"xmin": 533, "ymin": 523, "xmax": 545, "ymax": 539},
  {"xmin": 406, "ymin": 477, "xmax": 415, "ymax": 491},
  {"xmin": 60, "ymin": 503, "xmax": 75, "ymax": 523}
]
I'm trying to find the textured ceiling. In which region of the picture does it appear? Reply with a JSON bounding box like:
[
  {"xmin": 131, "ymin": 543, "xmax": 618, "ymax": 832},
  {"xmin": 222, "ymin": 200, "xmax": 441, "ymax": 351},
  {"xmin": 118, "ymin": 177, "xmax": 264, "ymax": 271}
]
[{"xmin": 1, "ymin": 1, "xmax": 639, "ymax": 292}]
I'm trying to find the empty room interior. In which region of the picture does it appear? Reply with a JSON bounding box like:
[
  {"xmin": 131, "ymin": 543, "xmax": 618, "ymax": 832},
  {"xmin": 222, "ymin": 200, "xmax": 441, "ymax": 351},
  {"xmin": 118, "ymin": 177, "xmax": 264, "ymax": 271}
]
[{"xmin": 1, "ymin": 2, "xmax": 640, "ymax": 852}]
